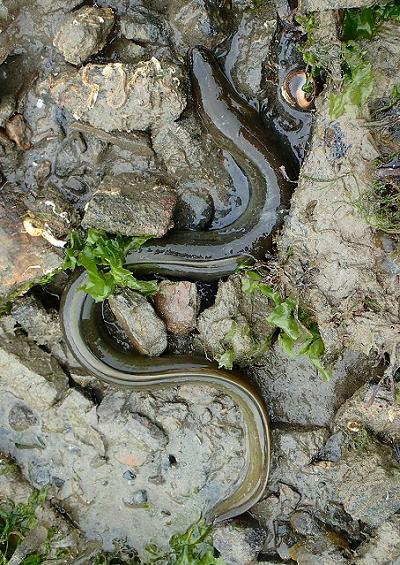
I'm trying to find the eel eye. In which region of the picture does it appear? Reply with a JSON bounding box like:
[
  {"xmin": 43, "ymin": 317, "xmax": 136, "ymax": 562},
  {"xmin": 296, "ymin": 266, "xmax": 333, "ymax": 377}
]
[{"xmin": 282, "ymin": 69, "xmax": 315, "ymax": 110}]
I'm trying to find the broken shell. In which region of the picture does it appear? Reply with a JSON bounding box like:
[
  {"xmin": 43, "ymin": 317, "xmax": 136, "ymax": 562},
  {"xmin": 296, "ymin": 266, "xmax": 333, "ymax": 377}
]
[
  {"xmin": 347, "ymin": 420, "xmax": 362, "ymax": 433},
  {"xmin": 282, "ymin": 69, "xmax": 315, "ymax": 110},
  {"xmin": 23, "ymin": 218, "xmax": 66, "ymax": 248}
]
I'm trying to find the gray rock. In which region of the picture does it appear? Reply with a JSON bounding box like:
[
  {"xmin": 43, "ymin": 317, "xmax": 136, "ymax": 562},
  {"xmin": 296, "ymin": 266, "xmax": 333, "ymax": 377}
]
[
  {"xmin": 197, "ymin": 274, "xmax": 275, "ymax": 366},
  {"xmin": 11, "ymin": 295, "xmax": 63, "ymax": 347},
  {"xmin": 252, "ymin": 484, "xmax": 301, "ymax": 555},
  {"xmin": 355, "ymin": 515, "xmax": 400, "ymax": 564},
  {"xmin": 268, "ymin": 427, "xmax": 400, "ymax": 529},
  {"xmin": 174, "ymin": 187, "xmax": 214, "ymax": 230},
  {"xmin": 152, "ymin": 118, "xmax": 236, "ymax": 227},
  {"xmin": 108, "ymin": 289, "xmax": 168, "ymax": 357},
  {"xmin": 0, "ymin": 94, "xmax": 15, "ymax": 128},
  {"xmin": 0, "ymin": 185, "xmax": 63, "ymax": 302},
  {"xmin": 277, "ymin": 12, "xmax": 400, "ymax": 367},
  {"xmin": 50, "ymin": 59, "xmax": 186, "ymax": 133},
  {"xmin": 25, "ymin": 182, "xmax": 80, "ymax": 238},
  {"xmin": 82, "ymin": 173, "xmax": 176, "ymax": 237},
  {"xmin": 120, "ymin": 9, "xmax": 167, "ymax": 45},
  {"xmin": 169, "ymin": 0, "xmax": 229, "ymax": 52},
  {"xmin": 333, "ymin": 383, "xmax": 400, "ymax": 443},
  {"xmin": 53, "ymin": 7, "xmax": 115, "ymax": 66},
  {"xmin": 252, "ymin": 346, "xmax": 381, "ymax": 426},
  {"xmin": 8, "ymin": 403, "xmax": 39, "ymax": 431},
  {"xmin": 153, "ymin": 280, "xmax": 200, "ymax": 336},
  {"xmin": 213, "ymin": 516, "xmax": 266, "ymax": 565},
  {"xmin": 224, "ymin": 4, "xmax": 277, "ymax": 99},
  {"xmin": 108, "ymin": 38, "xmax": 147, "ymax": 64},
  {"xmin": 288, "ymin": 511, "xmax": 349, "ymax": 564}
]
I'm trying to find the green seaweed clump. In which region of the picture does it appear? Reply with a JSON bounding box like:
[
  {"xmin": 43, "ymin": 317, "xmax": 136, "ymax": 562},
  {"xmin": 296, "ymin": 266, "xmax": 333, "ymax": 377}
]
[
  {"xmin": 235, "ymin": 269, "xmax": 331, "ymax": 381},
  {"xmin": 63, "ymin": 228, "xmax": 158, "ymax": 302}
]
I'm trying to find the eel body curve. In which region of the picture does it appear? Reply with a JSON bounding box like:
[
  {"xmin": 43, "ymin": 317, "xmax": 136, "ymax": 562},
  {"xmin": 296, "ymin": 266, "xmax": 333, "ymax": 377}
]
[{"xmin": 61, "ymin": 46, "xmax": 295, "ymax": 521}]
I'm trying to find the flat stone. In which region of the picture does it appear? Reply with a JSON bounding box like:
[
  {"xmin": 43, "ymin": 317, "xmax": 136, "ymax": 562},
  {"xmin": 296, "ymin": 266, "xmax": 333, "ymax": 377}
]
[
  {"xmin": 82, "ymin": 173, "xmax": 176, "ymax": 237},
  {"xmin": 108, "ymin": 288, "xmax": 168, "ymax": 357},
  {"xmin": 153, "ymin": 280, "xmax": 200, "ymax": 336},
  {"xmin": 50, "ymin": 59, "xmax": 186, "ymax": 133},
  {"xmin": 0, "ymin": 186, "xmax": 63, "ymax": 302},
  {"xmin": 53, "ymin": 7, "xmax": 115, "ymax": 66}
]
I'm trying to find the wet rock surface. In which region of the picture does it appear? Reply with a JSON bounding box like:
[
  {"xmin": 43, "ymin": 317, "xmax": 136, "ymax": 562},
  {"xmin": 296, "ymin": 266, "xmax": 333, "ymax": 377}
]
[
  {"xmin": 82, "ymin": 173, "xmax": 176, "ymax": 237},
  {"xmin": 49, "ymin": 59, "xmax": 186, "ymax": 133},
  {"xmin": 0, "ymin": 186, "xmax": 63, "ymax": 302},
  {"xmin": 53, "ymin": 7, "xmax": 115, "ymax": 66},
  {"xmin": 108, "ymin": 288, "xmax": 168, "ymax": 356},
  {"xmin": 213, "ymin": 515, "xmax": 266, "ymax": 565},
  {"xmin": 153, "ymin": 280, "xmax": 200, "ymax": 336},
  {"xmin": 198, "ymin": 274, "xmax": 275, "ymax": 365}
]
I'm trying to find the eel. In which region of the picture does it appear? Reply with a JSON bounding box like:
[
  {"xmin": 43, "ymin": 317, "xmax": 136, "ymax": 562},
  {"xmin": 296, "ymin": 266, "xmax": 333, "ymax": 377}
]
[{"xmin": 61, "ymin": 46, "xmax": 297, "ymax": 521}]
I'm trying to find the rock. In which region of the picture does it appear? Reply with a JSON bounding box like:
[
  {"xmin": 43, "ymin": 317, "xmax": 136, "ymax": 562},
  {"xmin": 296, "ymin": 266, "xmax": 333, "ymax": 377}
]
[
  {"xmin": 152, "ymin": 118, "xmax": 236, "ymax": 227},
  {"xmin": 120, "ymin": 9, "xmax": 167, "ymax": 45},
  {"xmin": 197, "ymin": 274, "xmax": 275, "ymax": 366},
  {"xmin": 169, "ymin": 0, "xmax": 229, "ymax": 52},
  {"xmin": 333, "ymin": 383, "xmax": 400, "ymax": 443},
  {"xmin": 107, "ymin": 38, "xmax": 147, "ymax": 64},
  {"xmin": 174, "ymin": 188, "xmax": 215, "ymax": 230},
  {"xmin": 213, "ymin": 516, "xmax": 266, "ymax": 565},
  {"xmin": 224, "ymin": 4, "xmax": 276, "ymax": 99},
  {"xmin": 10, "ymin": 295, "xmax": 62, "ymax": 347},
  {"xmin": 317, "ymin": 432, "xmax": 345, "ymax": 462},
  {"xmin": 277, "ymin": 12, "xmax": 400, "ymax": 366},
  {"xmin": 5, "ymin": 114, "xmax": 32, "ymax": 150},
  {"xmin": 268, "ymin": 427, "xmax": 400, "ymax": 530},
  {"xmin": 108, "ymin": 289, "xmax": 168, "ymax": 357},
  {"xmin": 335, "ymin": 447, "xmax": 400, "ymax": 528},
  {"xmin": 153, "ymin": 281, "xmax": 200, "ymax": 336},
  {"xmin": 0, "ymin": 186, "xmax": 63, "ymax": 302},
  {"xmin": 289, "ymin": 511, "xmax": 349, "ymax": 564},
  {"xmin": 8, "ymin": 403, "xmax": 39, "ymax": 431},
  {"xmin": 252, "ymin": 484, "xmax": 301, "ymax": 555},
  {"xmin": 25, "ymin": 182, "xmax": 80, "ymax": 238},
  {"xmin": 53, "ymin": 7, "xmax": 115, "ymax": 66},
  {"xmin": 82, "ymin": 173, "xmax": 176, "ymax": 237},
  {"xmin": 354, "ymin": 515, "xmax": 400, "ymax": 564},
  {"xmin": 252, "ymin": 345, "xmax": 379, "ymax": 426},
  {"xmin": 50, "ymin": 59, "xmax": 186, "ymax": 133},
  {"xmin": 0, "ymin": 94, "xmax": 15, "ymax": 128}
]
